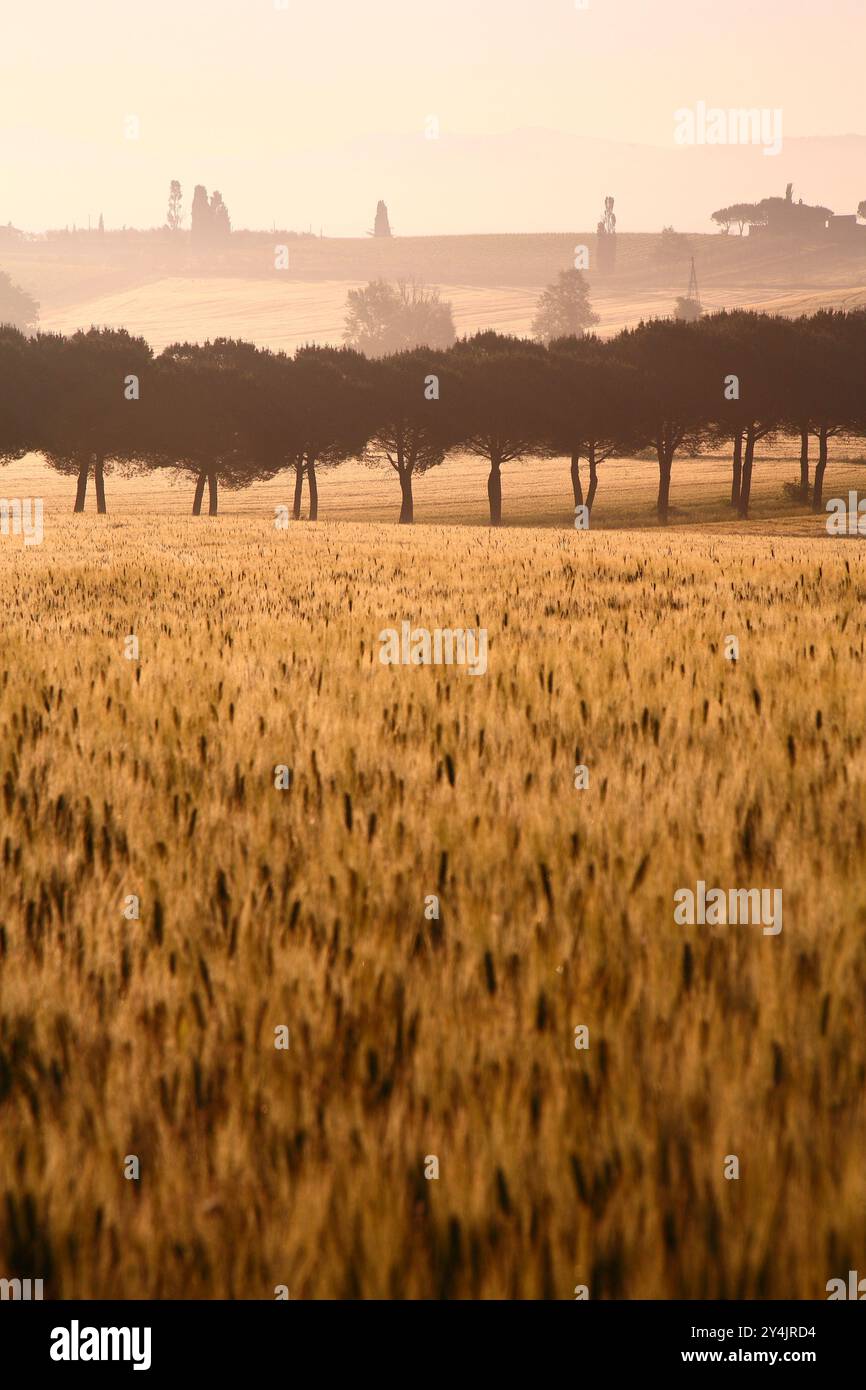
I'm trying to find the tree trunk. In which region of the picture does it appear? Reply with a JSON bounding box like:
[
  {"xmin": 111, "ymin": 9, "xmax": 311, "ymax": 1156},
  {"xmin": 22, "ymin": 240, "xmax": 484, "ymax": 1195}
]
[
  {"xmin": 292, "ymin": 458, "xmax": 304, "ymax": 520},
  {"xmin": 306, "ymin": 456, "xmax": 318, "ymax": 521},
  {"xmin": 586, "ymin": 447, "xmax": 599, "ymax": 515},
  {"xmin": 656, "ymin": 437, "xmax": 672, "ymax": 524},
  {"xmin": 731, "ymin": 430, "xmax": 743, "ymax": 508},
  {"xmin": 738, "ymin": 429, "xmax": 756, "ymax": 519},
  {"xmin": 570, "ymin": 452, "xmax": 583, "ymax": 507},
  {"xmin": 812, "ymin": 428, "xmax": 829, "ymax": 513},
  {"xmin": 73, "ymin": 461, "xmax": 89, "ymax": 513},
  {"xmin": 487, "ymin": 456, "xmax": 502, "ymax": 526},
  {"xmin": 192, "ymin": 472, "xmax": 206, "ymax": 515},
  {"xmin": 799, "ymin": 428, "xmax": 810, "ymax": 500},
  {"xmin": 398, "ymin": 467, "xmax": 414, "ymax": 524},
  {"xmin": 208, "ymin": 473, "xmax": 218, "ymax": 516},
  {"xmin": 94, "ymin": 455, "xmax": 107, "ymax": 514}
]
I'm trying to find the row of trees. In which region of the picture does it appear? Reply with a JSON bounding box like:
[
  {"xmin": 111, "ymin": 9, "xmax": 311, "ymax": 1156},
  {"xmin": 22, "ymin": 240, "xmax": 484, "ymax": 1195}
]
[{"xmin": 0, "ymin": 309, "xmax": 864, "ymax": 526}]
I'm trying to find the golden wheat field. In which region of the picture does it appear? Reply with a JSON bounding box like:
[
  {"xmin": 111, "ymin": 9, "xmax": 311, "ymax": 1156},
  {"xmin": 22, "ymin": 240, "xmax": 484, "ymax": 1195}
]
[{"xmin": 1, "ymin": 515, "xmax": 865, "ymax": 1299}]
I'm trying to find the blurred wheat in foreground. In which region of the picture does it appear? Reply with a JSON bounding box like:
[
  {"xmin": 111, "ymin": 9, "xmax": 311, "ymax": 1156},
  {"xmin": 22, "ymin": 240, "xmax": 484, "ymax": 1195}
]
[{"xmin": 1, "ymin": 516, "xmax": 865, "ymax": 1299}]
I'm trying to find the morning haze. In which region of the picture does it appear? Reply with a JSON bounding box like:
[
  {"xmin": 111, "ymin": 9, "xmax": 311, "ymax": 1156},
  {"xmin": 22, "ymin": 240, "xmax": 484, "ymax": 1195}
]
[{"xmin": 1, "ymin": 0, "xmax": 865, "ymax": 1319}]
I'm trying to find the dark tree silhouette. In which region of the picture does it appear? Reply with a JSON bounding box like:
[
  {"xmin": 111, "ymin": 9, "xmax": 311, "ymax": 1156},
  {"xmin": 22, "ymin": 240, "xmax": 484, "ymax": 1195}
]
[
  {"xmin": 449, "ymin": 333, "xmax": 552, "ymax": 527},
  {"xmin": 142, "ymin": 339, "xmax": 265, "ymax": 514},
  {"xmin": 545, "ymin": 336, "xmax": 645, "ymax": 517},
  {"xmin": 618, "ymin": 318, "xmax": 712, "ymax": 523},
  {"xmin": 700, "ymin": 312, "xmax": 795, "ymax": 518},
  {"xmin": 799, "ymin": 310, "xmax": 862, "ymax": 511},
  {"xmin": 777, "ymin": 315, "xmax": 824, "ymax": 502},
  {"xmin": 34, "ymin": 327, "xmax": 152, "ymax": 512},
  {"xmin": 362, "ymin": 348, "xmax": 459, "ymax": 523},
  {"xmin": 245, "ymin": 349, "xmax": 306, "ymax": 517},
  {"xmin": 0, "ymin": 326, "xmax": 36, "ymax": 469},
  {"xmin": 292, "ymin": 345, "xmax": 372, "ymax": 520},
  {"xmin": 711, "ymin": 207, "xmax": 733, "ymax": 234}
]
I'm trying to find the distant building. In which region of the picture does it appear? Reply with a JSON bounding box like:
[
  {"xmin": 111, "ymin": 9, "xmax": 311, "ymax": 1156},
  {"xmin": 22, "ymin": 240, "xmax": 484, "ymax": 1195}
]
[
  {"xmin": 749, "ymin": 184, "xmax": 833, "ymax": 239},
  {"xmin": 825, "ymin": 213, "xmax": 866, "ymax": 243}
]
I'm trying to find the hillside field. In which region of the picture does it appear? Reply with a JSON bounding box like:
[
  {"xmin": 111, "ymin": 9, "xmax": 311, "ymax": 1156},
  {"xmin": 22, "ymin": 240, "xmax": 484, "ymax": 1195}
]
[{"xmin": 3, "ymin": 230, "xmax": 866, "ymax": 351}]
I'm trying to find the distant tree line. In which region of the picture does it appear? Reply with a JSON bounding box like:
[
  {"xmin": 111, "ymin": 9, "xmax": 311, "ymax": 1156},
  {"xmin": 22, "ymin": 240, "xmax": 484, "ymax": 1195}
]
[{"xmin": 0, "ymin": 309, "xmax": 864, "ymax": 526}]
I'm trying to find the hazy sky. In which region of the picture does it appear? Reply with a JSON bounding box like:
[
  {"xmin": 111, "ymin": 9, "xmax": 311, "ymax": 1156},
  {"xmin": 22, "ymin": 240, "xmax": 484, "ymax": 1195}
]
[{"xmin": 1, "ymin": 0, "xmax": 863, "ymax": 233}]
